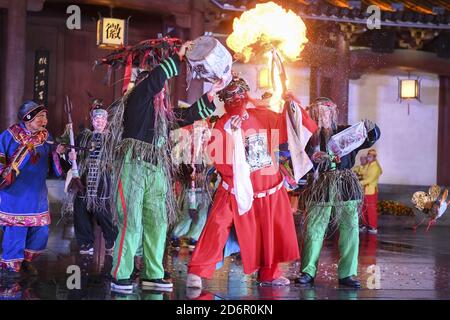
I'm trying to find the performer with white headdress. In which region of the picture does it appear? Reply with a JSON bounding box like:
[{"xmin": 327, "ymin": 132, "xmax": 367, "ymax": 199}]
[{"xmin": 66, "ymin": 98, "xmax": 118, "ymax": 256}]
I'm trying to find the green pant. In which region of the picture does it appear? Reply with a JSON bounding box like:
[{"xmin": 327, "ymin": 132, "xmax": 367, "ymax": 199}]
[
  {"xmin": 111, "ymin": 156, "xmax": 168, "ymax": 281},
  {"xmin": 301, "ymin": 200, "xmax": 359, "ymax": 279},
  {"xmin": 172, "ymin": 189, "xmax": 208, "ymax": 241}
]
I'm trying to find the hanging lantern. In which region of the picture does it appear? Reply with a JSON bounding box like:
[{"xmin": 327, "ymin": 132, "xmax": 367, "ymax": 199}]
[
  {"xmin": 398, "ymin": 73, "xmax": 421, "ymax": 101},
  {"xmin": 399, "ymin": 79, "xmax": 420, "ymax": 100},
  {"xmin": 398, "ymin": 74, "xmax": 421, "ymax": 115}
]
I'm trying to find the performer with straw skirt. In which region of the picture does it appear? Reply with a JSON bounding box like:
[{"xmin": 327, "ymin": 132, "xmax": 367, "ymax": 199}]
[
  {"xmin": 106, "ymin": 40, "xmax": 224, "ymax": 293},
  {"xmin": 66, "ymin": 99, "xmax": 118, "ymax": 255},
  {"xmin": 297, "ymin": 97, "xmax": 381, "ymax": 288}
]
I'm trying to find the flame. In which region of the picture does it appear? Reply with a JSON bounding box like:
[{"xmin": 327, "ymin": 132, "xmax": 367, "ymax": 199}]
[
  {"xmin": 226, "ymin": 2, "xmax": 308, "ymax": 112},
  {"xmin": 226, "ymin": 1, "xmax": 308, "ymax": 63},
  {"xmin": 266, "ymin": 52, "xmax": 283, "ymax": 112}
]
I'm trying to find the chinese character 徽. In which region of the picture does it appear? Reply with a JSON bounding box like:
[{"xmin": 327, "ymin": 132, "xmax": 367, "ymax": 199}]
[{"xmin": 105, "ymin": 23, "xmax": 121, "ymax": 40}]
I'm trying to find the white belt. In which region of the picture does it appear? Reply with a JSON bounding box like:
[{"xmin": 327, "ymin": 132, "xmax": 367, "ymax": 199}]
[{"xmin": 221, "ymin": 180, "xmax": 284, "ymax": 199}]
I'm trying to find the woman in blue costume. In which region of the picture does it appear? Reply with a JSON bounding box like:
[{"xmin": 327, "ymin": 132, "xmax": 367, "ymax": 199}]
[{"xmin": 0, "ymin": 100, "xmax": 65, "ymax": 278}]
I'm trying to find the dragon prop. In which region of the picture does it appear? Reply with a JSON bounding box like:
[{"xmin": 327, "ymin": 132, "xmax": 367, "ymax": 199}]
[{"xmin": 412, "ymin": 185, "xmax": 449, "ymax": 231}]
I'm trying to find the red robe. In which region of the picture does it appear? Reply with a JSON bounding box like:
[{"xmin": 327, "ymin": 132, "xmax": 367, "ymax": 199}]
[{"xmin": 188, "ymin": 106, "xmax": 300, "ymax": 281}]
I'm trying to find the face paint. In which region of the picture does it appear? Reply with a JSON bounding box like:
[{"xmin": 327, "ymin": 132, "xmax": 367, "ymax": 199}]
[
  {"xmin": 92, "ymin": 116, "xmax": 107, "ymax": 133},
  {"xmin": 224, "ymin": 92, "xmax": 249, "ymax": 117},
  {"xmin": 90, "ymin": 108, "xmax": 108, "ymax": 133}
]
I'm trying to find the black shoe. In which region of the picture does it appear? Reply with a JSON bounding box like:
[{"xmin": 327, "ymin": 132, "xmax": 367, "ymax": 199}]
[
  {"xmin": 297, "ymin": 273, "xmax": 314, "ymax": 285},
  {"xmin": 111, "ymin": 278, "xmax": 134, "ymax": 293},
  {"xmin": 339, "ymin": 276, "xmax": 361, "ymax": 288},
  {"xmin": 0, "ymin": 269, "xmax": 22, "ymax": 281},
  {"xmin": 21, "ymin": 261, "xmax": 38, "ymax": 276},
  {"xmin": 171, "ymin": 238, "xmax": 181, "ymax": 250},
  {"xmin": 141, "ymin": 278, "xmax": 173, "ymax": 291}
]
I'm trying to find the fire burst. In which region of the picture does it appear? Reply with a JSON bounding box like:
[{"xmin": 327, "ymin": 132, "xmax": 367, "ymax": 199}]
[
  {"xmin": 226, "ymin": 2, "xmax": 308, "ymax": 111},
  {"xmin": 226, "ymin": 1, "xmax": 308, "ymax": 63}
]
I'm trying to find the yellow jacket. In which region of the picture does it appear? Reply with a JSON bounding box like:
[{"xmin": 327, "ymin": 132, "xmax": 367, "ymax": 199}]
[
  {"xmin": 360, "ymin": 160, "xmax": 382, "ymax": 195},
  {"xmin": 352, "ymin": 164, "xmax": 368, "ymax": 179}
]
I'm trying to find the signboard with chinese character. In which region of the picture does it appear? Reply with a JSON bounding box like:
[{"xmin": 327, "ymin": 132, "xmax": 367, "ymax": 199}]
[
  {"xmin": 97, "ymin": 17, "xmax": 128, "ymax": 49},
  {"xmin": 33, "ymin": 50, "xmax": 49, "ymax": 106}
]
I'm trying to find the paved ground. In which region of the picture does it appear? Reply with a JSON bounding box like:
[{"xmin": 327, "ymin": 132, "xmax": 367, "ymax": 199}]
[{"xmin": 1, "ymin": 217, "xmax": 449, "ymax": 300}]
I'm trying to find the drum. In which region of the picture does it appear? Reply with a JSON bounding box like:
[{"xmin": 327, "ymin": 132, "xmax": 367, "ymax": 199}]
[{"xmin": 186, "ymin": 36, "xmax": 233, "ymax": 87}]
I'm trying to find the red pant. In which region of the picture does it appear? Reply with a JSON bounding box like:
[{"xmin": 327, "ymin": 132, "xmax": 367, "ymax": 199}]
[
  {"xmin": 362, "ymin": 193, "xmax": 378, "ymax": 229},
  {"xmin": 188, "ymin": 185, "xmax": 299, "ymax": 282}
]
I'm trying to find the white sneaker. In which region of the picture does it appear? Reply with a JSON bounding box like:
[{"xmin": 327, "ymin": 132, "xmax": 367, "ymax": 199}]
[
  {"xmin": 141, "ymin": 278, "xmax": 173, "ymax": 291},
  {"xmin": 367, "ymin": 228, "xmax": 378, "ymax": 234},
  {"xmin": 111, "ymin": 278, "xmax": 134, "ymax": 293},
  {"xmin": 260, "ymin": 276, "xmax": 291, "ymax": 286},
  {"xmin": 79, "ymin": 244, "xmax": 94, "ymax": 255},
  {"xmin": 186, "ymin": 273, "xmax": 202, "ymax": 288},
  {"xmin": 186, "ymin": 288, "xmax": 202, "ymax": 299},
  {"xmin": 271, "ymin": 276, "xmax": 291, "ymax": 286}
]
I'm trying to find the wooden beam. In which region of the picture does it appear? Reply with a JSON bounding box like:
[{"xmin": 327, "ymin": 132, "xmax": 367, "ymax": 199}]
[
  {"xmin": 1, "ymin": 0, "xmax": 27, "ymax": 130},
  {"xmin": 175, "ymin": 13, "xmax": 191, "ymax": 29},
  {"xmin": 350, "ymin": 49, "xmax": 450, "ymax": 77},
  {"xmin": 303, "ymin": 44, "xmax": 450, "ymax": 78},
  {"xmin": 331, "ymin": 33, "xmax": 350, "ymax": 125},
  {"xmin": 437, "ymin": 76, "xmax": 450, "ymax": 186},
  {"xmin": 174, "ymin": 26, "xmax": 188, "ymax": 104},
  {"xmin": 309, "ymin": 66, "xmax": 320, "ymax": 104},
  {"xmin": 0, "ymin": 0, "xmax": 44, "ymax": 11},
  {"xmin": 187, "ymin": 0, "xmax": 205, "ymax": 104},
  {"xmin": 45, "ymin": 0, "xmax": 191, "ymax": 15}
]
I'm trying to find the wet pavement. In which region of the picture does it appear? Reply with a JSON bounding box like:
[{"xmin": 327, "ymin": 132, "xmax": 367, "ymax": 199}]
[{"xmin": 1, "ymin": 215, "xmax": 449, "ymax": 300}]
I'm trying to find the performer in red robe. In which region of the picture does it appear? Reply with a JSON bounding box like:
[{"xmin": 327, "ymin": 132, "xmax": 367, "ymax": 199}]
[{"xmin": 186, "ymin": 76, "xmax": 299, "ymax": 288}]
